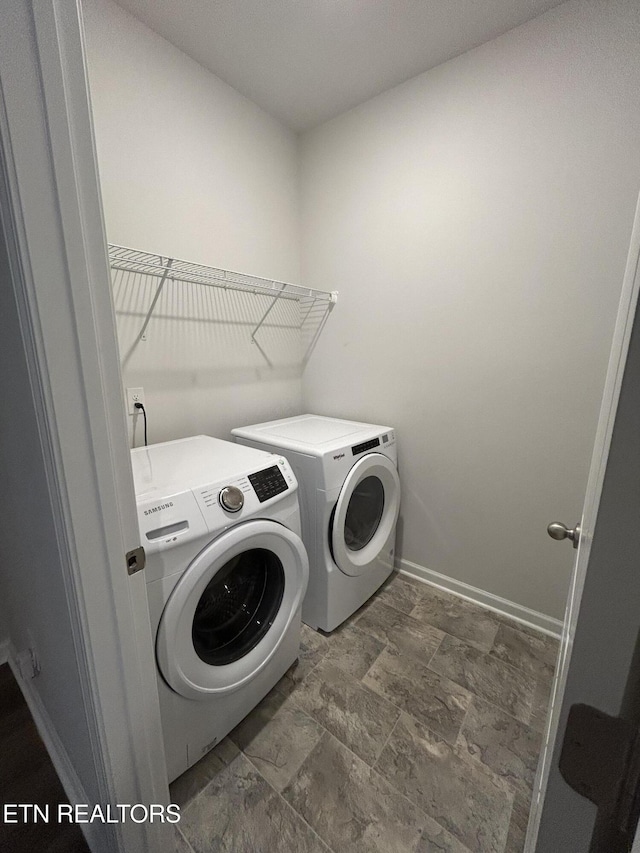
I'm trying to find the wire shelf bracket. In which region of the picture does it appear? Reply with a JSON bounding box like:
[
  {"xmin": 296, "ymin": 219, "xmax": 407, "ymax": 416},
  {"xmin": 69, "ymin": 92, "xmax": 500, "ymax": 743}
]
[
  {"xmin": 138, "ymin": 257, "xmax": 173, "ymax": 342},
  {"xmin": 250, "ymin": 281, "xmax": 288, "ymax": 345}
]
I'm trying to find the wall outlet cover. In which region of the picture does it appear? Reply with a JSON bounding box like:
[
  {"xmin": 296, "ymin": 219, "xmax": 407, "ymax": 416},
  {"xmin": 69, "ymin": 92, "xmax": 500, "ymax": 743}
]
[
  {"xmin": 16, "ymin": 645, "xmax": 40, "ymax": 679},
  {"xmin": 126, "ymin": 387, "xmax": 145, "ymax": 415}
]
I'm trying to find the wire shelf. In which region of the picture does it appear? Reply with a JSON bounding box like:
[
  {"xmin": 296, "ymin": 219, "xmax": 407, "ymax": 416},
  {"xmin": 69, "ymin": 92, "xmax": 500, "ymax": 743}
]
[
  {"xmin": 108, "ymin": 243, "xmax": 337, "ymax": 366},
  {"xmin": 108, "ymin": 244, "xmax": 338, "ymax": 304}
]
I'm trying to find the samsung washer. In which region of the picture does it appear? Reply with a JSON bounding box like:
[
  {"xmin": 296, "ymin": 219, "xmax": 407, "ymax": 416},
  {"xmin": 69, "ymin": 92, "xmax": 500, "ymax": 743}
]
[
  {"xmin": 131, "ymin": 435, "xmax": 308, "ymax": 781},
  {"xmin": 232, "ymin": 415, "xmax": 400, "ymax": 632}
]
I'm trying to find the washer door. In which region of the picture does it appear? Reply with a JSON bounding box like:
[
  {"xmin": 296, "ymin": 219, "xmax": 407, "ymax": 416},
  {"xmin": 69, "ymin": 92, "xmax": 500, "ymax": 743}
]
[
  {"xmin": 331, "ymin": 453, "xmax": 400, "ymax": 577},
  {"xmin": 156, "ymin": 519, "xmax": 308, "ymax": 700}
]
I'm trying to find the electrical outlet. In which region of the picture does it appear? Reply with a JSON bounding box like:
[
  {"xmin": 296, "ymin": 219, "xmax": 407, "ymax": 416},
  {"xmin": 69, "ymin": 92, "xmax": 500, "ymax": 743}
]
[
  {"xmin": 17, "ymin": 631, "xmax": 40, "ymax": 679},
  {"xmin": 126, "ymin": 387, "xmax": 145, "ymax": 415}
]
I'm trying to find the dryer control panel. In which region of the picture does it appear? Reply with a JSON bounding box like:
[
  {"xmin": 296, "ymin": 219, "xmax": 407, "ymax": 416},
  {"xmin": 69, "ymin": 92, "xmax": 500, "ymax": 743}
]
[{"xmin": 351, "ymin": 437, "xmax": 380, "ymax": 456}]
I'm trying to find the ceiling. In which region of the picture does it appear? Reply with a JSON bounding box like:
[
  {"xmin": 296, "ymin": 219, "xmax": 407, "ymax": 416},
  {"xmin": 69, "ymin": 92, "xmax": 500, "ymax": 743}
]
[{"xmin": 116, "ymin": 0, "xmax": 567, "ymax": 132}]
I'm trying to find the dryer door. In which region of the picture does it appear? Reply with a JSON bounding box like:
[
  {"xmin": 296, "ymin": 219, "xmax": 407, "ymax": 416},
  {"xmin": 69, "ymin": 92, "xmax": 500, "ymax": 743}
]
[
  {"xmin": 331, "ymin": 453, "xmax": 401, "ymax": 577},
  {"xmin": 156, "ymin": 519, "xmax": 308, "ymax": 700}
]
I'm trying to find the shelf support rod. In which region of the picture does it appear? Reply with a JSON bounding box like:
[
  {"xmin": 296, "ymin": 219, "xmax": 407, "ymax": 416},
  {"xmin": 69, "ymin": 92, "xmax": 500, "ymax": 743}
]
[
  {"xmin": 250, "ymin": 282, "xmax": 288, "ymax": 344},
  {"xmin": 138, "ymin": 257, "xmax": 173, "ymax": 341},
  {"xmin": 300, "ymin": 296, "xmax": 318, "ymax": 327}
]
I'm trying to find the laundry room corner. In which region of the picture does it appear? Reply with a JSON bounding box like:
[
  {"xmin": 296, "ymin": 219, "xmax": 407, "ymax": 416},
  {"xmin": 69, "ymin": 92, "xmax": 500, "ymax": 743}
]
[{"xmin": 297, "ymin": 0, "xmax": 640, "ymax": 624}]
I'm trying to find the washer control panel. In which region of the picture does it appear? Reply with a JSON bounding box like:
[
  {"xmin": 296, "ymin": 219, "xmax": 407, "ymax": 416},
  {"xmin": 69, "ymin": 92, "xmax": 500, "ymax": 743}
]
[
  {"xmin": 248, "ymin": 464, "xmax": 289, "ymax": 503},
  {"xmin": 193, "ymin": 456, "xmax": 297, "ymax": 531}
]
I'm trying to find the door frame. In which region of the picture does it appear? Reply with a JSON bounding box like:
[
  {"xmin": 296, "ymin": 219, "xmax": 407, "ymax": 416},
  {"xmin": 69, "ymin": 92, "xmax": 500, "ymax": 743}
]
[{"xmin": 0, "ymin": 1, "xmax": 167, "ymax": 850}]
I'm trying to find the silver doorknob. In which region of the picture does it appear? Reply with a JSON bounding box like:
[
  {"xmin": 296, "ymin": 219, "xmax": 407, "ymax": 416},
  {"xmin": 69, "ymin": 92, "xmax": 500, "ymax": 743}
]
[{"xmin": 547, "ymin": 521, "xmax": 581, "ymax": 549}]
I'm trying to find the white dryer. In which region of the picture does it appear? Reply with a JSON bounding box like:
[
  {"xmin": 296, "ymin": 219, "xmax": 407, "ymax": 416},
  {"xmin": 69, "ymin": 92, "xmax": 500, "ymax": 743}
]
[
  {"xmin": 232, "ymin": 415, "xmax": 400, "ymax": 632},
  {"xmin": 131, "ymin": 435, "xmax": 308, "ymax": 782}
]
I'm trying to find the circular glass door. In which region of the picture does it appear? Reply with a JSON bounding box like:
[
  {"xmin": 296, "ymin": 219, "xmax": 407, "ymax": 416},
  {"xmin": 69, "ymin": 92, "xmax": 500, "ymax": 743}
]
[
  {"xmin": 192, "ymin": 548, "xmax": 285, "ymax": 666},
  {"xmin": 344, "ymin": 476, "xmax": 385, "ymax": 551},
  {"xmin": 331, "ymin": 454, "xmax": 400, "ymax": 577},
  {"xmin": 156, "ymin": 519, "xmax": 308, "ymax": 700}
]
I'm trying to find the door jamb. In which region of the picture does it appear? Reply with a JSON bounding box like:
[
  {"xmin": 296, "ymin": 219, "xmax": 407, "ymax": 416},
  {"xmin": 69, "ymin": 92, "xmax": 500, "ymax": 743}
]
[{"xmin": 0, "ymin": 1, "xmax": 168, "ymax": 850}]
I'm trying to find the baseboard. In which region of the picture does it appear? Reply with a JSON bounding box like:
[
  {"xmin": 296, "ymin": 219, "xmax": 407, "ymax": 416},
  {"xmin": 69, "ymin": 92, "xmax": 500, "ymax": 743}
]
[
  {"xmin": 7, "ymin": 649, "xmax": 99, "ymax": 851},
  {"xmin": 397, "ymin": 558, "xmax": 563, "ymax": 639}
]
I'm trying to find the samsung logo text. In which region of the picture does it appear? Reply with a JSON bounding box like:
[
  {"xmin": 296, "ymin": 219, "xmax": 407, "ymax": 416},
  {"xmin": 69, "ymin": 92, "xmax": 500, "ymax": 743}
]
[{"xmin": 144, "ymin": 502, "xmax": 174, "ymax": 516}]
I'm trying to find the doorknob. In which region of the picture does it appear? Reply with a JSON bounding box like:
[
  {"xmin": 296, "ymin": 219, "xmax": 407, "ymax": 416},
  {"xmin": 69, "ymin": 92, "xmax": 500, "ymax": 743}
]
[{"xmin": 547, "ymin": 521, "xmax": 581, "ymax": 549}]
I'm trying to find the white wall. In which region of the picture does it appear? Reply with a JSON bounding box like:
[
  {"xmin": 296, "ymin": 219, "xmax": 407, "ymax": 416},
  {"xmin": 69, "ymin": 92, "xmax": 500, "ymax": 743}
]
[
  {"xmin": 83, "ymin": 0, "xmax": 303, "ymax": 445},
  {"xmin": 0, "ymin": 223, "xmax": 100, "ymax": 804},
  {"xmin": 299, "ymin": 0, "xmax": 640, "ymax": 619}
]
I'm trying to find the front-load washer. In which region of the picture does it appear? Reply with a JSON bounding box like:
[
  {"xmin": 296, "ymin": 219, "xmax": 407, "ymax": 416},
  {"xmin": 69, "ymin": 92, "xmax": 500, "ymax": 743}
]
[
  {"xmin": 232, "ymin": 415, "xmax": 400, "ymax": 632},
  {"xmin": 131, "ymin": 435, "xmax": 308, "ymax": 782}
]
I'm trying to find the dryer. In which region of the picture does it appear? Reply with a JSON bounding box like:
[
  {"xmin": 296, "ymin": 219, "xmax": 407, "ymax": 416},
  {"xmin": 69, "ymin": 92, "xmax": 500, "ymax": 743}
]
[
  {"xmin": 232, "ymin": 415, "xmax": 400, "ymax": 632},
  {"xmin": 131, "ymin": 435, "xmax": 308, "ymax": 782}
]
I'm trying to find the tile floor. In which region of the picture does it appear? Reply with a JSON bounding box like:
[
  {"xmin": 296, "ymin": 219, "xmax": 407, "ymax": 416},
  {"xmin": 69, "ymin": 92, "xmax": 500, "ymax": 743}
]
[{"xmin": 171, "ymin": 573, "xmax": 559, "ymax": 853}]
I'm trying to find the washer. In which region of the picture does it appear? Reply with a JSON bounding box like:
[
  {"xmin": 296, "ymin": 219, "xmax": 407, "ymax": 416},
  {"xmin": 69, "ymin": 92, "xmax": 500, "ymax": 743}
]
[
  {"xmin": 131, "ymin": 435, "xmax": 308, "ymax": 782},
  {"xmin": 232, "ymin": 415, "xmax": 400, "ymax": 632}
]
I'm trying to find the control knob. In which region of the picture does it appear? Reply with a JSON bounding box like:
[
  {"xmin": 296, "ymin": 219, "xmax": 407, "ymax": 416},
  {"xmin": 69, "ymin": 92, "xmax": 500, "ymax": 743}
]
[{"xmin": 219, "ymin": 485, "xmax": 244, "ymax": 513}]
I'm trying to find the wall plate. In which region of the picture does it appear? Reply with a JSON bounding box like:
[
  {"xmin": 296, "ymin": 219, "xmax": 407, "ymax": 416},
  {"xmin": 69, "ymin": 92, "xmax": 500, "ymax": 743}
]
[{"xmin": 126, "ymin": 387, "xmax": 145, "ymax": 415}]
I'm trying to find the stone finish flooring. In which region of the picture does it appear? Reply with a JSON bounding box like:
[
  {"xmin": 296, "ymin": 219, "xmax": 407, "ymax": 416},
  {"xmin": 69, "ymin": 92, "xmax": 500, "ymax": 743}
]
[{"xmin": 171, "ymin": 573, "xmax": 559, "ymax": 853}]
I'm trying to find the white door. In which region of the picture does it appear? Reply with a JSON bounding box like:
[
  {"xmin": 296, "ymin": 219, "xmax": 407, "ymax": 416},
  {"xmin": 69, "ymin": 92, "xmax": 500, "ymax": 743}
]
[
  {"xmin": 527, "ymin": 194, "xmax": 640, "ymax": 852},
  {"xmin": 157, "ymin": 520, "xmax": 308, "ymax": 698},
  {"xmin": 331, "ymin": 453, "xmax": 401, "ymax": 576}
]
